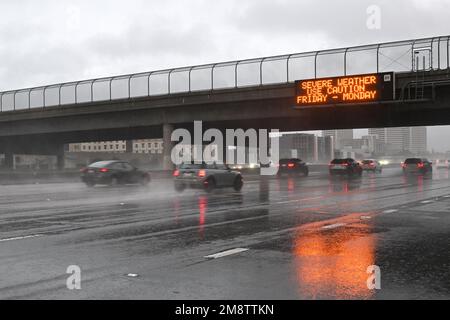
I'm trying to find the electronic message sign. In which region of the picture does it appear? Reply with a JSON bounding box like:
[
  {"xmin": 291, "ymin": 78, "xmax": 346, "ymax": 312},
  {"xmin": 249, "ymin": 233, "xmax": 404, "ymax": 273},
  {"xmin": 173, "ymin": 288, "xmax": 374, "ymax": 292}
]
[{"xmin": 295, "ymin": 72, "xmax": 395, "ymax": 107}]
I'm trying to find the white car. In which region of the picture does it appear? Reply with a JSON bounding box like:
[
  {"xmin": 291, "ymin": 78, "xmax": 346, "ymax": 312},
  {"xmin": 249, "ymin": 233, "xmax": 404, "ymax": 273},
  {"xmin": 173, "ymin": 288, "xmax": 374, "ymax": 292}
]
[
  {"xmin": 435, "ymin": 159, "xmax": 450, "ymax": 169},
  {"xmin": 361, "ymin": 159, "xmax": 382, "ymax": 173}
]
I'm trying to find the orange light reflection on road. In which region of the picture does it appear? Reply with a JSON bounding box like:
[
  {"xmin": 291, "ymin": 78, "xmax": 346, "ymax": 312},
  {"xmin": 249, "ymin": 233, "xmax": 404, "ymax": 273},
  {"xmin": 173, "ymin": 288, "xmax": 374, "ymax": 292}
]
[
  {"xmin": 287, "ymin": 178, "xmax": 295, "ymax": 193},
  {"xmin": 293, "ymin": 221, "xmax": 376, "ymax": 299},
  {"xmin": 198, "ymin": 196, "xmax": 208, "ymax": 238}
]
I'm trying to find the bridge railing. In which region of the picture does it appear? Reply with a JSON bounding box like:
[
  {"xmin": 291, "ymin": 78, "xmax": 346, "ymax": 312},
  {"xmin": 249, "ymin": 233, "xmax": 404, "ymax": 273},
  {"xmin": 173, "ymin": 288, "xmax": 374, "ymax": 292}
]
[{"xmin": 1, "ymin": 35, "xmax": 449, "ymax": 112}]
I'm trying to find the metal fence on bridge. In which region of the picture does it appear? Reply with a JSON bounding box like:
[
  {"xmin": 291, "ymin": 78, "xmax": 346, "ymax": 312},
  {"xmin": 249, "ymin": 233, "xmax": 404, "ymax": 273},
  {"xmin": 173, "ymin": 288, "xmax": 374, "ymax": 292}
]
[{"xmin": 1, "ymin": 35, "xmax": 449, "ymax": 112}]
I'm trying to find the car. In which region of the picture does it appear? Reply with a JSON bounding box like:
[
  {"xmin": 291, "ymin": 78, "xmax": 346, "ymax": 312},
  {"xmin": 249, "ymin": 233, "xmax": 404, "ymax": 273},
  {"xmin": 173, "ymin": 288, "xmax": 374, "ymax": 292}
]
[
  {"xmin": 277, "ymin": 158, "xmax": 309, "ymax": 177},
  {"xmin": 435, "ymin": 159, "xmax": 450, "ymax": 169},
  {"xmin": 361, "ymin": 159, "xmax": 383, "ymax": 173},
  {"xmin": 80, "ymin": 160, "xmax": 151, "ymax": 187},
  {"xmin": 329, "ymin": 158, "xmax": 363, "ymax": 176},
  {"xmin": 173, "ymin": 162, "xmax": 243, "ymax": 193},
  {"xmin": 402, "ymin": 158, "xmax": 433, "ymax": 174}
]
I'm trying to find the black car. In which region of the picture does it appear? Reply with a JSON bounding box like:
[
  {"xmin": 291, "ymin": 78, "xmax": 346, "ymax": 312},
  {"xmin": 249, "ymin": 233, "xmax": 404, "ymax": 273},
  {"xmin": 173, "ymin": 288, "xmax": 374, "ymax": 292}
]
[
  {"xmin": 402, "ymin": 158, "xmax": 433, "ymax": 175},
  {"xmin": 277, "ymin": 159, "xmax": 309, "ymax": 176},
  {"xmin": 329, "ymin": 158, "xmax": 363, "ymax": 176},
  {"xmin": 80, "ymin": 160, "xmax": 151, "ymax": 187}
]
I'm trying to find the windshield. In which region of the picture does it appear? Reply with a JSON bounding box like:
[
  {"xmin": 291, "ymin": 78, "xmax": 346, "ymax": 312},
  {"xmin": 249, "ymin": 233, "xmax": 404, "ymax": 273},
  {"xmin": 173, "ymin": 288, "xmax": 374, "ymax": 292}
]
[
  {"xmin": 89, "ymin": 161, "xmax": 114, "ymax": 168},
  {"xmin": 179, "ymin": 163, "xmax": 206, "ymax": 169},
  {"xmin": 331, "ymin": 159, "xmax": 349, "ymax": 164},
  {"xmin": 404, "ymin": 158, "xmax": 421, "ymax": 164}
]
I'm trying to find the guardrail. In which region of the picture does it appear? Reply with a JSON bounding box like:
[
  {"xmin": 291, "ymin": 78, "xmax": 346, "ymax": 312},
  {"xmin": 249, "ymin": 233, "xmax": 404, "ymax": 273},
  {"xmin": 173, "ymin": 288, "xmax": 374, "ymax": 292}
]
[{"xmin": 1, "ymin": 35, "xmax": 449, "ymax": 112}]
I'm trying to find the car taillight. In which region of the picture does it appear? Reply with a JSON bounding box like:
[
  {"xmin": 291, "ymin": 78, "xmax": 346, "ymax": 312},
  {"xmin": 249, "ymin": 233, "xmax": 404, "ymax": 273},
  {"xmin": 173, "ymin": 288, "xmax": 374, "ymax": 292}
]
[
  {"xmin": 198, "ymin": 170, "xmax": 206, "ymax": 178},
  {"xmin": 99, "ymin": 168, "xmax": 109, "ymax": 173},
  {"xmin": 418, "ymin": 163, "xmax": 424, "ymax": 168},
  {"xmin": 401, "ymin": 163, "xmax": 406, "ymax": 168},
  {"xmin": 287, "ymin": 163, "xmax": 295, "ymax": 168},
  {"xmin": 173, "ymin": 170, "xmax": 180, "ymax": 177}
]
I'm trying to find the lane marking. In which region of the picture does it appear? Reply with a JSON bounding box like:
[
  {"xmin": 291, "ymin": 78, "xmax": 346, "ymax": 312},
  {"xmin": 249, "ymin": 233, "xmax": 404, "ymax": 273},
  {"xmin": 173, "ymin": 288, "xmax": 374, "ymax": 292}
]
[
  {"xmin": 382, "ymin": 209, "xmax": 398, "ymax": 214},
  {"xmin": 126, "ymin": 273, "xmax": 139, "ymax": 278},
  {"xmin": 420, "ymin": 200, "xmax": 433, "ymax": 204},
  {"xmin": 360, "ymin": 216, "xmax": 372, "ymax": 220},
  {"xmin": 0, "ymin": 234, "xmax": 42, "ymax": 243},
  {"xmin": 322, "ymin": 223, "xmax": 346, "ymax": 230},
  {"xmin": 204, "ymin": 248, "xmax": 249, "ymax": 259}
]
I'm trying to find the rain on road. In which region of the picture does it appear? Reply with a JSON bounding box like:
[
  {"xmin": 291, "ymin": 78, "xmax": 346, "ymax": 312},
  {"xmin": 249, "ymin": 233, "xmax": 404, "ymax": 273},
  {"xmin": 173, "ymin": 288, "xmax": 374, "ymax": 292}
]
[{"xmin": 1, "ymin": 167, "xmax": 450, "ymax": 299}]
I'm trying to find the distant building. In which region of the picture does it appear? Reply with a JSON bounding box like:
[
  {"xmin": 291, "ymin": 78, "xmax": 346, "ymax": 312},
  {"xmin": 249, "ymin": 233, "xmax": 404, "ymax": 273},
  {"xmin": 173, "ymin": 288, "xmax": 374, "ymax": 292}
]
[
  {"xmin": 278, "ymin": 133, "xmax": 334, "ymax": 163},
  {"xmin": 369, "ymin": 127, "xmax": 427, "ymax": 155},
  {"xmin": 322, "ymin": 129, "xmax": 353, "ymax": 149},
  {"xmin": 133, "ymin": 139, "xmax": 164, "ymax": 154},
  {"xmin": 69, "ymin": 141, "xmax": 127, "ymax": 153},
  {"xmin": 408, "ymin": 127, "xmax": 427, "ymax": 154},
  {"xmin": 68, "ymin": 139, "xmax": 164, "ymax": 154}
]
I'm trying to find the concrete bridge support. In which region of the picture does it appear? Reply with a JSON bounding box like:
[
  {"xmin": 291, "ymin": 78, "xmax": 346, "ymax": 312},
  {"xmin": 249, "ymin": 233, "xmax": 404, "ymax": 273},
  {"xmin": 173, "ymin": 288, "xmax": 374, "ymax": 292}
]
[
  {"xmin": 163, "ymin": 123, "xmax": 175, "ymax": 171},
  {"xmin": 3, "ymin": 150, "xmax": 14, "ymax": 170}
]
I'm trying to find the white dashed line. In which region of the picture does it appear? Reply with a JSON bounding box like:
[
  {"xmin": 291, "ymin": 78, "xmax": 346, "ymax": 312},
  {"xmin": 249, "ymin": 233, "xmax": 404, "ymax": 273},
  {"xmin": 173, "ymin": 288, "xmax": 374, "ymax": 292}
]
[
  {"xmin": 383, "ymin": 209, "xmax": 398, "ymax": 214},
  {"xmin": 126, "ymin": 273, "xmax": 139, "ymax": 278},
  {"xmin": 360, "ymin": 216, "xmax": 372, "ymax": 220},
  {"xmin": 0, "ymin": 234, "xmax": 43, "ymax": 243},
  {"xmin": 322, "ymin": 223, "xmax": 346, "ymax": 230},
  {"xmin": 204, "ymin": 248, "xmax": 249, "ymax": 259},
  {"xmin": 420, "ymin": 200, "xmax": 433, "ymax": 204}
]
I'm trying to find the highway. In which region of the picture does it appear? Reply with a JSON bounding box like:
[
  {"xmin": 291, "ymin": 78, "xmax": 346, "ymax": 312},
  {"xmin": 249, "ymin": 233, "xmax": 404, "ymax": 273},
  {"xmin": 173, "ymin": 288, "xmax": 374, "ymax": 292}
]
[{"xmin": 1, "ymin": 167, "xmax": 450, "ymax": 299}]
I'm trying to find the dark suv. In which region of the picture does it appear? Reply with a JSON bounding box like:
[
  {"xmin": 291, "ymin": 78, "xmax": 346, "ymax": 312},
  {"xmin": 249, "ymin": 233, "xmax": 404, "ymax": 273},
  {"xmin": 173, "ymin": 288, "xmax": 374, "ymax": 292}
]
[
  {"xmin": 329, "ymin": 158, "xmax": 363, "ymax": 176},
  {"xmin": 173, "ymin": 162, "xmax": 243, "ymax": 193},
  {"xmin": 277, "ymin": 158, "xmax": 309, "ymax": 177},
  {"xmin": 80, "ymin": 160, "xmax": 151, "ymax": 187},
  {"xmin": 402, "ymin": 158, "xmax": 433, "ymax": 174}
]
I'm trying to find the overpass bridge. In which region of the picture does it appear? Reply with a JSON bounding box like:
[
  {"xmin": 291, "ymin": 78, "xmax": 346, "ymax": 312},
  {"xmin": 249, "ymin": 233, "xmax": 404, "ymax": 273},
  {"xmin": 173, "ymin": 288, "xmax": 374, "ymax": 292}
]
[{"xmin": 0, "ymin": 35, "xmax": 449, "ymax": 169}]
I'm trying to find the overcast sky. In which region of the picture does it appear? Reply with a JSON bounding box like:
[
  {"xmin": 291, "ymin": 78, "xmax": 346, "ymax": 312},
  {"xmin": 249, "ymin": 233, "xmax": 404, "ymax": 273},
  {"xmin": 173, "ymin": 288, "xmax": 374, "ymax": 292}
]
[{"xmin": 1, "ymin": 0, "xmax": 450, "ymax": 151}]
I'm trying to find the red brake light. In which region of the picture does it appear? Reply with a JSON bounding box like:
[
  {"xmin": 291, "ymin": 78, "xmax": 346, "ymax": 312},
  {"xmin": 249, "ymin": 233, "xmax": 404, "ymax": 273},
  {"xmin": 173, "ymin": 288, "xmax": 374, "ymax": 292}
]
[
  {"xmin": 287, "ymin": 163, "xmax": 295, "ymax": 168},
  {"xmin": 418, "ymin": 163, "xmax": 424, "ymax": 168},
  {"xmin": 173, "ymin": 169, "xmax": 180, "ymax": 177},
  {"xmin": 99, "ymin": 168, "xmax": 109, "ymax": 173},
  {"xmin": 198, "ymin": 170, "xmax": 206, "ymax": 178}
]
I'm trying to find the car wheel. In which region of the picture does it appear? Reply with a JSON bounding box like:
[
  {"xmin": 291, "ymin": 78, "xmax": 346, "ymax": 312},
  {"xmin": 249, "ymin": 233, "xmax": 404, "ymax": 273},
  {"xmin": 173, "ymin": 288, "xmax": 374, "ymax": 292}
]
[
  {"xmin": 140, "ymin": 175, "xmax": 150, "ymax": 186},
  {"xmin": 85, "ymin": 181, "xmax": 95, "ymax": 187},
  {"xmin": 204, "ymin": 178, "xmax": 216, "ymax": 193},
  {"xmin": 110, "ymin": 176, "xmax": 119, "ymax": 187},
  {"xmin": 174, "ymin": 183, "xmax": 185, "ymax": 193},
  {"xmin": 233, "ymin": 176, "xmax": 243, "ymax": 191},
  {"xmin": 303, "ymin": 169, "xmax": 309, "ymax": 177}
]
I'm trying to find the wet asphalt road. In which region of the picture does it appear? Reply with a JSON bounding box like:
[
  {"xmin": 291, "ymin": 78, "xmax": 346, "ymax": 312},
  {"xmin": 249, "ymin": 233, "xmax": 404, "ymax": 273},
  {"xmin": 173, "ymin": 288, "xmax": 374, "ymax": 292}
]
[{"xmin": 0, "ymin": 167, "xmax": 450, "ymax": 300}]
